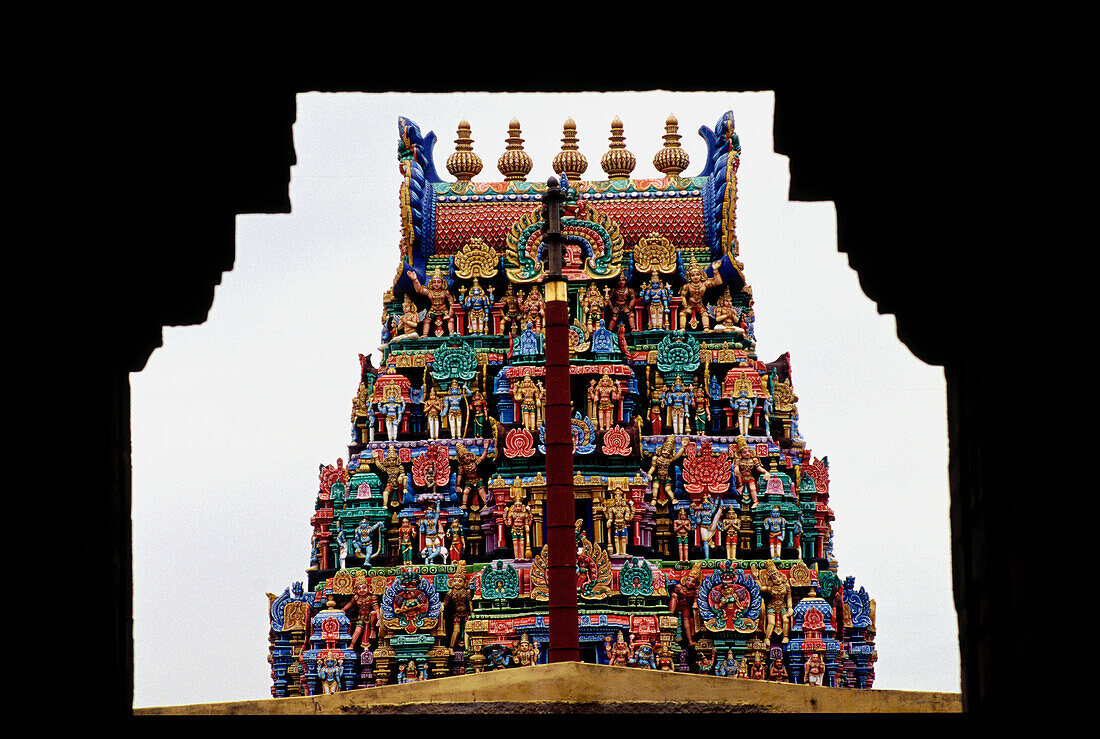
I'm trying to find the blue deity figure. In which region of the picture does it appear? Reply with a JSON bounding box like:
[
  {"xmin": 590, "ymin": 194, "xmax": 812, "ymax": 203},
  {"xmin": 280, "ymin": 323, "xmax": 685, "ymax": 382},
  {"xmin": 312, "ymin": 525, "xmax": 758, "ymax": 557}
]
[
  {"xmin": 639, "ymin": 271, "xmax": 671, "ymax": 330},
  {"xmin": 377, "ymin": 385, "xmax": 406, "ymax": 441},
  {"xmin": 419, "ymin": 501, "xmax": 441, "ymax": 538},
  {"xmin": 441, "ymin": 380, "xmax": 471, "ymax": 438},
  {"xmin": 515, "ymin": 321, "xmax": 541, "ymax": 356},
  {"xmin": 691, "ymin": 494, "xmax": 723, "ymax": 559},
  {"xmin": 716, "ymin": 649, "xmax": 738, "ymax": 677},
  {"xmin": 790, "ymin": 517, "xmax": 804, "ymax": 558},
  {"xmin": 630, "ymin": 638, "xmax": 657, "ymax": 669},
  {"xmin": 764, "ymin": 506, "xmax": 785, "ymax": 560},
  {"xmin": 662, "ymin": 375, "xmax": 693, "ymax": 436},
  {"xmin": 351, "ymin": 517, "xmax": 385, "ymax": 564},
  {"xmin": 317, "ymin": 655, "xmax": 343, "ymax": 694},
  {"xmin": 707, "ymin": 373, "xmax": 721, "ymax": 401},
  {"xmin": 732, "ymin": 390, "xmax": 755, "ymax": 437},
  {"xmin": 333, "ymin": 526, "xmax": 348, "ymax": 566},
  {"xmin": 486, "ymin": 644, "xmax": 513, "ymax": 670},
  {"xmin": 462, "ymin": 278, "xmax": 494, "ymax": 335},
  {"xmin": 761, "ymin": 391, "xmax": 773, "ymax": 436}
]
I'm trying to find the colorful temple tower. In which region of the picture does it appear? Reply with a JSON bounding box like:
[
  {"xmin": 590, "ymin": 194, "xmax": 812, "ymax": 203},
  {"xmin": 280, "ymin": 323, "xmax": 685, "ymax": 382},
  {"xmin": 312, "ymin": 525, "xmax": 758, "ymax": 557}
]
[{"xmin": 266, "ymin": 111, "xmax": 877, "ymax": 696}]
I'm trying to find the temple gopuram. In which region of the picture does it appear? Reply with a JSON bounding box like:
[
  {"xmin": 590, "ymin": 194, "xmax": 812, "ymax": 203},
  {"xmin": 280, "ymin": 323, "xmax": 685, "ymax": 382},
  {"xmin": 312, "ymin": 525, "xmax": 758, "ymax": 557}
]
[{"xmin": 266, "ymin": 111, "xmax": 877, "ymax": 697}]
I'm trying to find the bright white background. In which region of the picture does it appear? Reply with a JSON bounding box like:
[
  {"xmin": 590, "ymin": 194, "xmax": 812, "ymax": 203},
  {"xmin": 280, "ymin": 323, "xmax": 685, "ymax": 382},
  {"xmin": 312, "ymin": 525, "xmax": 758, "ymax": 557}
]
[{"xmin": 130, "ymin": 91, "xmax": 959, "ymax": 708}]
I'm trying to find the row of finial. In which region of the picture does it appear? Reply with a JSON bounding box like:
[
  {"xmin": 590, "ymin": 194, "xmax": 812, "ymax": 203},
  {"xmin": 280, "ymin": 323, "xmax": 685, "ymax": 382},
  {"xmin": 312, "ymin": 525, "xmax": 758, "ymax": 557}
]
[{"xmin": 445, "ymin": 115, "xmax": 692, "ymax": 183}]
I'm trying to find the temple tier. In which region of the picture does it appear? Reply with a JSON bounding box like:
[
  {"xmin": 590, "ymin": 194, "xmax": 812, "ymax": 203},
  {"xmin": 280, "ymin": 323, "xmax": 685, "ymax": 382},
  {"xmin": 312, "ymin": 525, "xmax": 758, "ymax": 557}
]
[{"xmin": 267, "ymin": 112, "xmax": 877, "ymax": 696}]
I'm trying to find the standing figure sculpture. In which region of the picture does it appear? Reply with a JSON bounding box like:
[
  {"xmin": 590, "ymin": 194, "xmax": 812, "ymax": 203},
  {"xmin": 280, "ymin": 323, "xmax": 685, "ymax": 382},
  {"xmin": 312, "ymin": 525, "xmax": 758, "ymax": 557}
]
[
  {"xmin": 469, "ymin": 389, "xmax": 489, "ymax": 438},
  {"xmin": 455, "ymin": 442, "xmax": 489, "ymax": 510},
  {"xmin": 499, "ymin": 283, "xmax": 523, "ymax": 336},
  {"xmin": 693, "ymin": 494, "xmax": 723, "ymax": 560},
  {"xmin": 446, "ymin": 518, "xmax": 466, "ymax": 563},
  {"xmin": 504, "ymin": 490, "xmax": 533, "ymax": 560},
  {"xmin": 343, "ymin": 575, "xmax": 381, "ymax": 650},
  {"xmin": 377, "ymin": 384, "xmax": 406, "ymax": 442},
  {"xmin": 645, "ymin": 434, "xmax": 684, "ymax": 504},
  {"xmin": 371, "ymin": 445, "xmax": 407, "ymax": 510},
  {"xmin": 513, "ymin": 375, "xmax": 543, "ymax": 432},
  {"xmin": 673, "ymin": 507, "xmax": 693, "ymax": 561},
  {"xmin": 606, "ymin": 273, "xmax": 637, "ymax": 333},
  {"xmin": 732, "ymin": 390, "xmax": 756, "ymax": 437},
  {"xmin": 691, "ymin": 382, "xmax": 710, "ymax": 434},
  {"xmin": 679, "ymin": 257, "xmax": 723, "ymax": 331},
  {"xmin": 804, "ymin": 652, "xmax": 826, "ymax": 685},
  {"xmin": 669, "ymin": 562, "xmax": 702, "ymax": 646},
  {"xmin": 662, "ymin": 376, "xmax": 693, "ymax": 436},
  {"xmin": 764, "ymin": 506, "xmax": 785, "ymax": 560},
  {"xmin": 442, "ymin": 560, "xmax": 473, "ymax": 649},
  {"xmin": 351, "ymin": 517, "xmax": 385, "ymax": 564},
  {"xmin": 604, "ymin": 631, "xmax": 632, "ymax": 667},
  {"xmin": 513, "ymin": 632, "xmax": 541, "ymax": 667},
  {"xmin": 423, "ymin": 387, "xmax": 443, "ymax": 440},
  {"xmin": 520, "ymin": 285, "xmax": 545, "ymax": 333},
  {"xmin": 720, "ymin": 504, "xmax": 741, "ymax": 560},
  {"xmin": 733, "ymin": 437, "xmax": 770, "ymax": 508},
  {"xmin": 604, "ymin": 490, "xmax": 634, "ymax": 556},
  {"xmin": 462, "ymin": 278, "xmax": 493, "ymax": 335},
  {"xmin": 579, "ymin": 281, "xmax": 608, "ymax": 334},
  {"xmin": 397, "ymin": 517, "xmax": 416, "ymax": 565},
  {"xmin": 758, "ymin": 559, "xmax": 793, "ymax": 644},
  {"xmin": 639, "ymin": 271, "xmax": 671, "ymax": 330},
  {"xmin": 442, "ymin": 380, "xmax": 471, "ymax": 438},
  {"xmin": 593, "ymin": 372, "xmax": 622, "ymax": 431},
  {"xmin": 406, "ymin": 266, "xmax": 456, "ymax": 336}
]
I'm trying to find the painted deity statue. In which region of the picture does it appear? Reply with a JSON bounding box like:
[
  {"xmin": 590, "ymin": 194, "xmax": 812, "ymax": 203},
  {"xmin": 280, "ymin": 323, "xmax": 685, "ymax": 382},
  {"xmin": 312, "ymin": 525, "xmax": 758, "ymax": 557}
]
[
  {"xmin": 423, "ymin": 386, "xmax": 443, "ymax": 440},
  {"xmin": 377, "ymin": 384, "xmax": 406, "ymax": 442},
  {"xmin": 387, "ymin": 295, "xmax": 421, "ymax": 345},
  {"xmin": 421, "ymin": 522, "xmax": 448, "ymax": 564},
  {"xmin": 397, "ymin": 517, "xmax": 416, "ymax": 565},
  {"xmin": 442, "ymin": 380, "xmax": 471, "ymax": 438},
  {"xmin": 732, "ymin": 390, "xmax": 756, "ymax": 437},
  {"xmin": 593, "ymin": 372, "xmax": 621, "ymax": 431},
  {"xmin": 692, "ymin": 494, "xmax": 723, "ymax": 560},
  {"xmin": 455, "ymin": 442, "xmax": 489, "ymax": 510},
  {"xmin": 764, "ymin": 506, "xmax": 785, "ymax": 560},
  {"xmin": 442, "ymin": 560, "xmax": 473, "ymax": 649},
  {"xmin": 446, "ymin": 518, "xmax": 465, "ymax": 562},
  {"xmin": 711, "ymin": 286, "xmax": 745, "ymax": 336},
  {"xmin": 720, "ymin": 504, "xmax": 741, "ymax": 560},
  {"xmin": 645, "ymin": 434, "xmax": 684, "ymax": 504},
  {"xmin": 662, "ymin": 375, "xmax": 693, "ymax": 436},
  {"xmin": 514, "ymin": 321, "xmax": 541, "ymax": 357},
  {"xmin": 520, "ymin": 285, "xmax": 545, "ymax": 333},
  {"xmin": 406, "ymin": 266, "xmax": 456, "ymax": 336},
  {"xmin": 769, "ymin": 650, "xmax": 790, "ymax": 682},
  {"xmin": 469, "ymin": 390, "xmax": 489, "ymax": 437},
  {"xmin": 397, "ymin": 659, "xmax": 425, "ymax": 683},
  {"xmin": 606, "ymin": 273, "xmax": 637, "ymax": 332},
  {"xmin": 499, "ymin": 283, "xmax": 523, "ymax": 335},
  {"xmin": 513, "ymin": 632, "xmax": 541, "ymax": 667},
  {"xmin": 679, "ymin": 257, "xmax": 723, "ymax": 331},
  {"xmin": 462, "ymin": 278, "xmax": 493, "ymax": 335},
  {"xmin": 655, "ymin": 640, "xmax": 675, "ymax": 671},
  {"xmin": 351, "ymin": 517, "xmax": 385, "ymax": 563},
  {"xmin": 513, "ymin": 375, "xmax": 543, "ymax": 431},
  {"xmin": 579, "ymin": 281, "xmax": 608, "ymax": 334},
  {"xmin": 318, "ymin": 653, "xmax": 343, "ymax": 694},
  {"xmin": 640, "ymin": 271, "xmax": 671, "ymax": 330},
  {"xmin": 343, "ymin": 575, "xmax": 381, "ymax": 650},
  {"xmin": 758, "ymin": 559, "xmax": 793, "ymax": 644},
  {"xmin": 371, "ymin": 445, "xmax": 407, "ymax": 510},
  {"xmin": 604, "ymin": 631, "xmax": 632, "ymax": 667},
  {"xmin": 691, "ymin": 382, "xmax": 709, "ymax": 434},
  {"xmin": 734, "ymin": 437, "xmax": 770, "ymax": 508},
  {"xmin": 604, "ymin": 490, "xmax": 634, "ymax": 556},
  {"xmin": 804, "ymin": 652, "xmax": 826, "ymax": 685},
  {"xmin": 673, "ymin": 507, "xmax": 693, "ymax": 561},
  {"xmin": 669, "ymin": 562, "xmax": 703, "ymax": 646},
  {"xmin": 504, "ymin": 490, "xmax": 533, "ymax": 560}
]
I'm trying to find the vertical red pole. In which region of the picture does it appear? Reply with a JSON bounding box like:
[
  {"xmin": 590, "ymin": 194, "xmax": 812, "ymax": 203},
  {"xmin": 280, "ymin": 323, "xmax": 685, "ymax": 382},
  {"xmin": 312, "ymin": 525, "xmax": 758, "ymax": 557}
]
[
  {"xmin": 542, "ymin": 176, "xmax": 579, "ymax": 663},
  {"xmin": 544, "ymin": 280, "xmax": 579, "ymax": 662}
]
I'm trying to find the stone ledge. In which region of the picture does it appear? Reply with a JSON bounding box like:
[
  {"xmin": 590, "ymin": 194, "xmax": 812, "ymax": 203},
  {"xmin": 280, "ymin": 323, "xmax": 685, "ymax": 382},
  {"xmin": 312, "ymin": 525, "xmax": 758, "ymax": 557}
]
[{"xmin": 135, "ymin": 662, "xmax": 961, "ymax": 715}]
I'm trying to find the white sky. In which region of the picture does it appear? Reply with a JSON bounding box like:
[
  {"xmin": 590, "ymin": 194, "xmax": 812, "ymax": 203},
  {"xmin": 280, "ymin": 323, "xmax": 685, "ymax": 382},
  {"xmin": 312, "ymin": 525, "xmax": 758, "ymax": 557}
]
[{"xmin": 130, "ymin": 91, "xmax": 959, "ymax": 708}]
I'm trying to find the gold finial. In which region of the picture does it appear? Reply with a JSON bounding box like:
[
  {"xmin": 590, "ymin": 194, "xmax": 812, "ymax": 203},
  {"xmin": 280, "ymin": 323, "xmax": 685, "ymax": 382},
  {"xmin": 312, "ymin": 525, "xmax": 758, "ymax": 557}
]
[
  {"xmin": 446, "ymin": 118, "xmax": 483, "ymax": 182},
  {"xmin": 653, "ymin": 113, "xmax": 690, "ymax": 177},
  {"xmin": 497, "ymin": 118, "xmax": 533, "ymax": 182},
  {"xmin": 552, "ymin": 117, "xmax": 588, "ymax": 183},
  {"xmin": 601, "ymin": 115, "xmax": 636, "ymax": 180}
]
